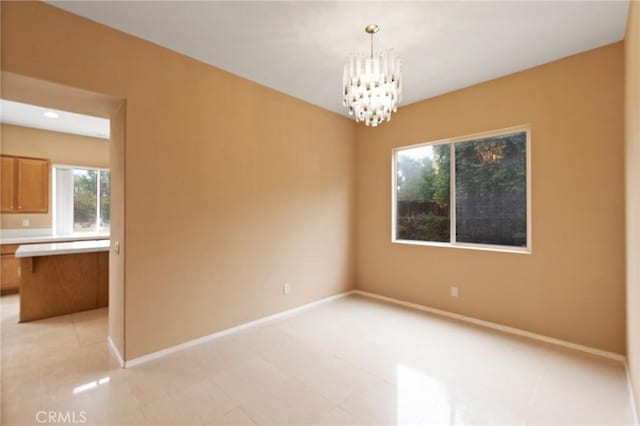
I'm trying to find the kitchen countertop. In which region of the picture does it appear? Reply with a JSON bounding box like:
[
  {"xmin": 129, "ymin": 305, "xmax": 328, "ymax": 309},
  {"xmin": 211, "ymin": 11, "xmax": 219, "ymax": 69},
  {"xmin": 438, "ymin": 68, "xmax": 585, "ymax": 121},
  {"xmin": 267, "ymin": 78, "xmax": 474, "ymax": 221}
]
[
  {"xmin": 0, "ymin": 233, "xmax": 110, "ymax": 245},
  {"xmin": 15, "ymin": 240, "xmax": 110, "ymax": 258}
]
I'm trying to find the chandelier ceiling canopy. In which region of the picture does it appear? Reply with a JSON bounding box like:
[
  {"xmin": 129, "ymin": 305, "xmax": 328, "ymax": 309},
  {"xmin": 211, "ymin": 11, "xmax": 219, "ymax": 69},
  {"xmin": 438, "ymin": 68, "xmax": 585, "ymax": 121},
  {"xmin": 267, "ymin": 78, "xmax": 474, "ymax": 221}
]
[{"xmin": 342, "ymin": 25, "xmax": 402, "ymax": 127}]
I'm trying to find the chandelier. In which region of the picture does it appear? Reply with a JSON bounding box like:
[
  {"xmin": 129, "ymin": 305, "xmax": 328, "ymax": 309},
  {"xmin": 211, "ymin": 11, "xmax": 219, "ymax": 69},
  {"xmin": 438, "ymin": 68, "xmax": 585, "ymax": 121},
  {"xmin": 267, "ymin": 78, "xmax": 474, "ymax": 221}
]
[{"xmin": 342, "ymin": 24, "xmax": 402, "ymax": 127}]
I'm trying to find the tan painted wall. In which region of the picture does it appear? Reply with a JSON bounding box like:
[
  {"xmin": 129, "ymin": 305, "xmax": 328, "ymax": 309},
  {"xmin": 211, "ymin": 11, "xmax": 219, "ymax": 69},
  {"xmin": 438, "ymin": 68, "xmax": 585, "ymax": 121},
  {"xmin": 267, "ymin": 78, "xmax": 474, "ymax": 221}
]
[
  {"xmin": 1, "ymin": 1, "xmax": 627, "ymax": 362},
  {"xmin": 0, "ymin": 2, "xmax": 356, "ymax": 359},
  {"xmin": 625, "ymin": 0, "xmax": 640, "ymax": 411},
  {"xmin": 0, "ymin": 123, "xmax": 109, "ymax": 229},
  {"xmin": 356, "ymin": 43, "xmax": 625, "ymax": 354}
]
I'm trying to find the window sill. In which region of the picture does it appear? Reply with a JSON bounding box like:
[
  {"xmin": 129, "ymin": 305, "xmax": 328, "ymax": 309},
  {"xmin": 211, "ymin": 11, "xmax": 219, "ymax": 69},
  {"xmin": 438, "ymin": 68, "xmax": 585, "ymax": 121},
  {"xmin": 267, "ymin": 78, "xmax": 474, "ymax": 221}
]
[{"xmin": 392, "ymin": 239, "xmax": 531, "ymax": 255}]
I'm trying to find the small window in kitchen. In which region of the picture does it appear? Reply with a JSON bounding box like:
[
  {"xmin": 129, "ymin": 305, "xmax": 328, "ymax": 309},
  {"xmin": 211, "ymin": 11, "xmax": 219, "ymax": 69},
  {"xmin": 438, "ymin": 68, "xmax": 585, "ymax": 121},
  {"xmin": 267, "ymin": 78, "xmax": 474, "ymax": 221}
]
[{"xmin": 53, "ymin": 166, "xmax": 110, "ymax": 235}]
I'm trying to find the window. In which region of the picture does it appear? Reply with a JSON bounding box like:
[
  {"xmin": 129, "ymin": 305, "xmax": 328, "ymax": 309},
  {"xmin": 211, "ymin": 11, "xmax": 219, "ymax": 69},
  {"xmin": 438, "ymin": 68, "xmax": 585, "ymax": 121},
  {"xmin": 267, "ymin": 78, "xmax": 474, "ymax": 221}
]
[
  {"xmin": 393, "ymin": 127, "xmax": 530, "ymax": 252},
  {"xmin": 54, "ymin": 166, "xmax": 110, "ymax": 235}
]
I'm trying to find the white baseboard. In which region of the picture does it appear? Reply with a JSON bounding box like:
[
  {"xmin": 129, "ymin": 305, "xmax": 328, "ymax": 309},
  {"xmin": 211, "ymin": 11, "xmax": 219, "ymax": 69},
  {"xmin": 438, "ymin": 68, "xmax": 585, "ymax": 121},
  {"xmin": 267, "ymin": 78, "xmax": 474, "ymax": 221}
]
[
  {"xmin": 353, "ymin": 290, "xmax": 626, "ymax": 363},
  {"xmin": 123, "ymin": 290, "xmax": 356, "ymax": 368},
  {"xmin": 107, "ymin": 335, "xmax": 124, "ymax": 368},
  {"xmin": 626, "ymin": 360, "xmax": 640, "ymax": 425},
  {"xmin": 120, "ymin": 287, "xmax": 626, "ymax": 369}
]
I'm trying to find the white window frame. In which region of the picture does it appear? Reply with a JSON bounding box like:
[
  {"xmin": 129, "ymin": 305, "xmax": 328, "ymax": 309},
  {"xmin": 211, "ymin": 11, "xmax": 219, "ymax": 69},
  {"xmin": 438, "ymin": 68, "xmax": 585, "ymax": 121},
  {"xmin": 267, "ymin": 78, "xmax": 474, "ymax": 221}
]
[
  {"xmin": 391, "ymin": 125, "xmax": 532, "ymax": 254},
  {"xmin": 52, "ymin": 164, "xmax": 111, "ymax": 235}
]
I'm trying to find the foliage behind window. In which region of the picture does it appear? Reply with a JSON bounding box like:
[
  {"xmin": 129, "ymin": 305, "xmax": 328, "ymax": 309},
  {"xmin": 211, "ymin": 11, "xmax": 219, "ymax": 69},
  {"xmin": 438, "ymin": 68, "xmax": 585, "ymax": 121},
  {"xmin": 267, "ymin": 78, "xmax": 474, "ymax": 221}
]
[
  {"xmin": 394, "ymin": 129, "xmax": 528, "ymax": 249},
  {"xmin": 455, "ymin": 133, "xmax": 527, "ymax": 247},
  {"xmin": 72, "ymin": 168, "xmax": 110, "ymax": 233},
  {"xmin": 396, "ymin": 143, "xmax": 450, "ymax": 242}
]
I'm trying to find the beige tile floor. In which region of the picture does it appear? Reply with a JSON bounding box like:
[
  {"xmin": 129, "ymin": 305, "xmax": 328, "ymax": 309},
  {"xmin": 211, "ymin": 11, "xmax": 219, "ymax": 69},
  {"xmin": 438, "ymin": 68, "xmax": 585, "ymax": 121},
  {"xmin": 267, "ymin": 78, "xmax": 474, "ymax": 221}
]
[{"xmin": 0, "ymin": 293, "xmax": 635, "ymax": 426}]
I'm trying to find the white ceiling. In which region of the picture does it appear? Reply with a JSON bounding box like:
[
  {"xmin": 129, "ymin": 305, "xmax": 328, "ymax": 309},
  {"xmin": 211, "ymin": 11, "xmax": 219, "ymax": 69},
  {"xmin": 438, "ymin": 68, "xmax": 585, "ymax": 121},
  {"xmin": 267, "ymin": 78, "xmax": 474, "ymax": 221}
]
[
  {"xmin": 0, "ymin": 100, "xmax": 110, "ymax": 139},
  {"xmin": 48, "ymin": 1, "xmax": 629, "ymax": 117}
]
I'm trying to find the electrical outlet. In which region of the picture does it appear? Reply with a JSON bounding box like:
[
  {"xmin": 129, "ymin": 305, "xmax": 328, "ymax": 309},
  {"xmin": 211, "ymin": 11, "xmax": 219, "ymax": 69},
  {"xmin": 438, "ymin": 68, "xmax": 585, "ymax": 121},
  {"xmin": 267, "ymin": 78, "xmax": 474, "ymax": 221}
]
[
  {"xmin": 451, "ymin": 286, "xmax": 459, "ymax": 297},
  {"xmin": 21, "ymin": 219, "xmax": 30, "ymax": 227},
  {"xmin": 283, "ymin": 283, "xmax": 291, "ymax": 295}
]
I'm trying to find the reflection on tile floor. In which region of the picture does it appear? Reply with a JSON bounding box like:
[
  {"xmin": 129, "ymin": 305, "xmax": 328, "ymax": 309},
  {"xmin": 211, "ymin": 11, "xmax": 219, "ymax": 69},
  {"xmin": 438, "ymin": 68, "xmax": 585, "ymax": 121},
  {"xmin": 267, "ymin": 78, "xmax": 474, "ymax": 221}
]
[{"xmin": 1, "ymin": 293, "xmax": 635, "ymax": 425}]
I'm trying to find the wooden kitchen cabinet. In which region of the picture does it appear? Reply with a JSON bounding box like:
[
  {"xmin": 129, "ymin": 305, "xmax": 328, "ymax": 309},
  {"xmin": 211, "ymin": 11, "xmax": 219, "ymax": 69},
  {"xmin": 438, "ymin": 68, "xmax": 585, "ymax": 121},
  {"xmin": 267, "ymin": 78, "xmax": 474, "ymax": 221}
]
[
  {"xmin": 1, "ymin": 156, "xmax": 16, "ymax": 212},
  {"xmin": 1, "ymin": 245, "xmax": 21, "ymax": 295},
  {"xmin": 17, "ymin": 157, "xmax": 50, "ymax": 213},
  {"xmin": 1, "ymin": 155, "xmax": 50, "ymax": 213}
]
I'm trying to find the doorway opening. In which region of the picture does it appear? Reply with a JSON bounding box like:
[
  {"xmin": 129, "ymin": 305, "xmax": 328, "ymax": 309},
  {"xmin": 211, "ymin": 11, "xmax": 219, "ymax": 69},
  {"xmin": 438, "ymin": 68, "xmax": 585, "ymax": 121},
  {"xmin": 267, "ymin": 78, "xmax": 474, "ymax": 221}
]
[{"xmin": 0, "ymin": 72, "xmax": 126, "ymax": 364}]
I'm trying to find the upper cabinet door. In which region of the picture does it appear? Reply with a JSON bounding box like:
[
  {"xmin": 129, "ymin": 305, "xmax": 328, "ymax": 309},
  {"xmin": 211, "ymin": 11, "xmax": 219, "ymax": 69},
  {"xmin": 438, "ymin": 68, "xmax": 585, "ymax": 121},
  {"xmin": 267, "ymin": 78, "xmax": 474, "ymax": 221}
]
[
  {"xmin": 16, "ymin": 157, "xmax": 49, "ymax": 213},
  {"xmin": 1, "ymin": 156, "xmax": 17, "ymax": 212}
]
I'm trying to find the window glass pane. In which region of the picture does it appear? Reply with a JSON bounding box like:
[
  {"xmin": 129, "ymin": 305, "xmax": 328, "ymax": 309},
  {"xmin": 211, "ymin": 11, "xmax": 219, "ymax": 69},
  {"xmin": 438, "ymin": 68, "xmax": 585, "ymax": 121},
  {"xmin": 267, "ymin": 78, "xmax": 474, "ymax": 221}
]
[
  {"xmin": 396, "ymin": 143, "xmax": 450, "ymax": 242},
  {"xmin": 73, "ymin": 169, "xmax": 98, "ymax": 232},
  {"xmin": 99, "ymin": 171, "xmax": 111, "ymax": 233},
  {"xmin": 455, "ymin": 131, "xmax": 527, "ymax": 247}
]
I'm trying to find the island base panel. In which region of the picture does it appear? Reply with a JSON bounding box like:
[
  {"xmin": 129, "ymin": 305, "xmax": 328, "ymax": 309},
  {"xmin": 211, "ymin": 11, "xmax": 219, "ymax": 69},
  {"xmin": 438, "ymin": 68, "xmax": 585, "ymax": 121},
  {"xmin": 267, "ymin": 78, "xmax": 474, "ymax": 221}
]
[{"xmin": 19, "ymin": 252, "xmax": 109, "ymax": 322}]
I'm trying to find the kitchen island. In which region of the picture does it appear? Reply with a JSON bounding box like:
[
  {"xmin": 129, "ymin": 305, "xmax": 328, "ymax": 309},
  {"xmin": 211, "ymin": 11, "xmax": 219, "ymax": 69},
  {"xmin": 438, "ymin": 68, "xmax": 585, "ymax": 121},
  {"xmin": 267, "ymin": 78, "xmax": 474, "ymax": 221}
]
[
  {"xmin": 15, "ymin": 240, "xmax": 109, "ymax": 322},
  {"xmin": 0, "ymin": 232, "xmax": 109, "ymax": 295}
]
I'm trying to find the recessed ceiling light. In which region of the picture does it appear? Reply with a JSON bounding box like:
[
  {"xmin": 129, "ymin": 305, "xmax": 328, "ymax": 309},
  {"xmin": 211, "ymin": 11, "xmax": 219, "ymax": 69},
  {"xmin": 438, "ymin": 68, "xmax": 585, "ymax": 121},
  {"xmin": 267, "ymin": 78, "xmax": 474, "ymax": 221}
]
[{"xmin": 43, "ymin": 111, "xmax": 59, "ymax": 118}]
